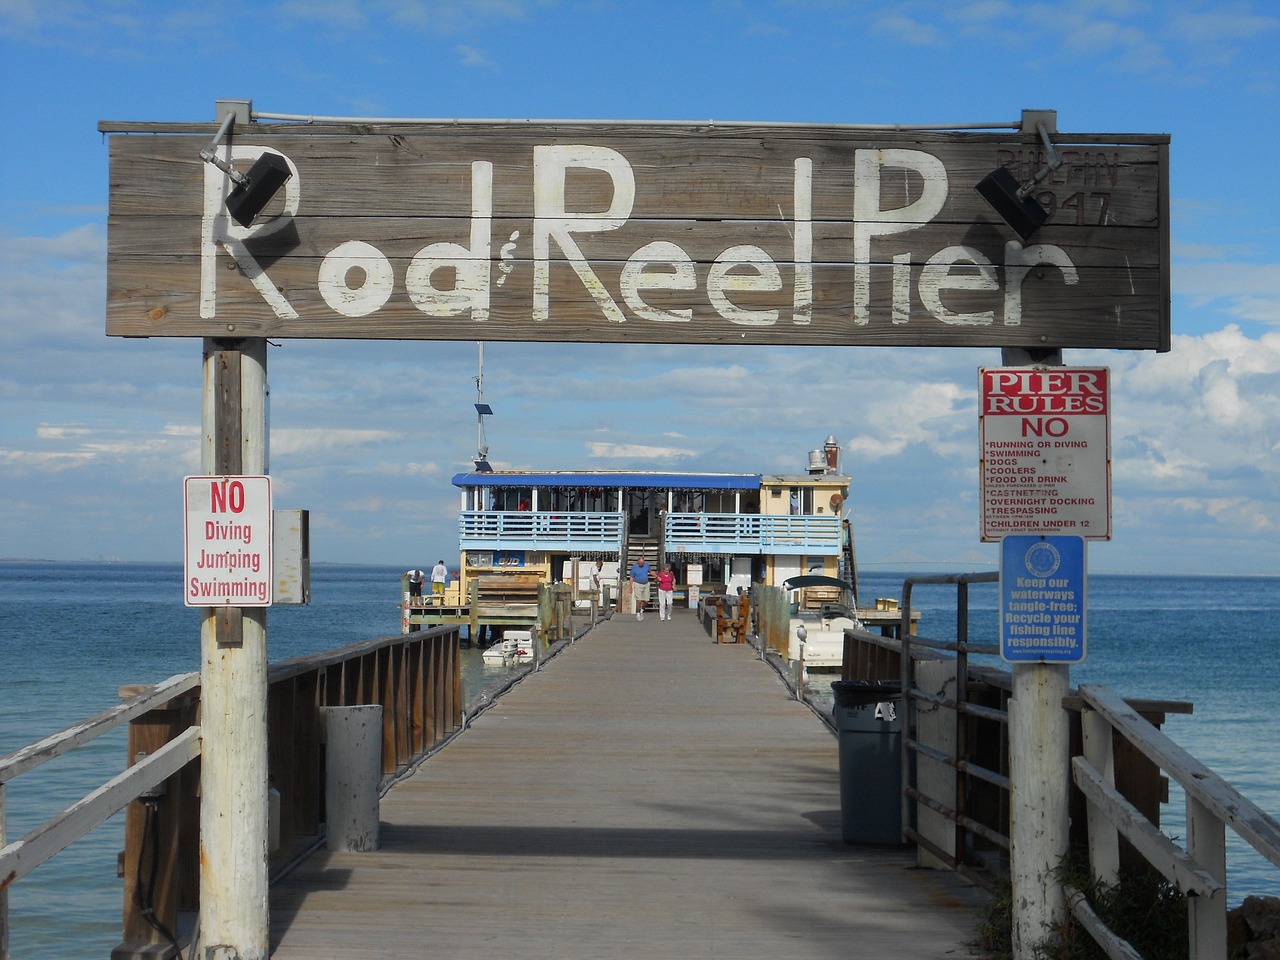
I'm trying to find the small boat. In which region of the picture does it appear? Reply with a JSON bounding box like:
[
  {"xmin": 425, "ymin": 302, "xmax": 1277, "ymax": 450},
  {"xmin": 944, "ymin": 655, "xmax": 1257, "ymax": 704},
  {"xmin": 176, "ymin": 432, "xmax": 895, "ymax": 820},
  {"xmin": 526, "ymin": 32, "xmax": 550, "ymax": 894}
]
[
  {"xmin": 783, "ymin": 574, "xmax": 862, "ymax": 668},
  {"xmin": 480, "ymin": 629, "xmax": 535, "ymax": 663}
]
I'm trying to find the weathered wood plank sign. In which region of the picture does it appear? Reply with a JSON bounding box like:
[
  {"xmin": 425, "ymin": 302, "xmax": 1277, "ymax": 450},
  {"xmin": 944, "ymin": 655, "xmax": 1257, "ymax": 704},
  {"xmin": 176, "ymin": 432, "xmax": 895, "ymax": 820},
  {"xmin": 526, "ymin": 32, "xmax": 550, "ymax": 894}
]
[{"xmin": 102, "ymin": 119, "xmax": 1170, "ymax": 350}]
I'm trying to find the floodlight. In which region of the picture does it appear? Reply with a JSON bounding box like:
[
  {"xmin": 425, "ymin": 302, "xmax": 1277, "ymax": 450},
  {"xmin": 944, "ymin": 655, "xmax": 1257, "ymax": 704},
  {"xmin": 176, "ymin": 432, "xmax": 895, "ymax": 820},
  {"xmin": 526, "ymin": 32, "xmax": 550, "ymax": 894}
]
[
  {"xmin": 975, "ymin": 166, "xmax": 1048, "ymax": 242},
  {"xmin": 976, "ymin": 121, "xmax": 1062, "ymax": 241},
  {"xmin": 199, "ymin": 110, "xmax": 293, "ymax": 227}
]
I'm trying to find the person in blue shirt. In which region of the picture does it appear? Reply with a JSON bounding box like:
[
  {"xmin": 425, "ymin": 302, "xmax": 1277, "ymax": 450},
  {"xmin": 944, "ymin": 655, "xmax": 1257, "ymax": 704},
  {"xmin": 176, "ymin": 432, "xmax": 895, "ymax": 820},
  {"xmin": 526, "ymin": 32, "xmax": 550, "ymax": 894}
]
[{"xmin": 630, "ymin": 558, "xmax": 651, "ymax": 622}]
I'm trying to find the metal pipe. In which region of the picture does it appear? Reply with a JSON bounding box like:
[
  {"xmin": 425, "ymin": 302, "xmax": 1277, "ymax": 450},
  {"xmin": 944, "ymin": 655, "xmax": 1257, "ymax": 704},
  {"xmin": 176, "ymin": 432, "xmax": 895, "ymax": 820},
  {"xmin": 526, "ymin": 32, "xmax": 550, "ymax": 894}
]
[
  {"xmin": 1016, "ymin": 121, "xmax": 1065, "ymax": 201},
  {"xmin": 249, "ymin": 110, "xmax": 1021, "ymax": 132},
  {"xmin": 198, "ymin": 111, "xmax": 248, "ymax": 185}
]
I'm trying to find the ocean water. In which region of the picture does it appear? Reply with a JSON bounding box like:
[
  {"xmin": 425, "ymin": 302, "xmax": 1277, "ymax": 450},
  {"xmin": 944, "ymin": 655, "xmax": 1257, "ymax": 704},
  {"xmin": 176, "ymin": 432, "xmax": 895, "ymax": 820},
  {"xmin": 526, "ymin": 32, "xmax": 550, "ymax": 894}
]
[
  {"xmin": 855, "ymin": 569, "xmax": 1280, "ymax": 908},
  {"xmin": 1, "ymin": 563, "xmax": 1278, "ymax": 957},
  {"xmin": 0, "ymin": 561, "xmax": 522, "ymax": 960}
]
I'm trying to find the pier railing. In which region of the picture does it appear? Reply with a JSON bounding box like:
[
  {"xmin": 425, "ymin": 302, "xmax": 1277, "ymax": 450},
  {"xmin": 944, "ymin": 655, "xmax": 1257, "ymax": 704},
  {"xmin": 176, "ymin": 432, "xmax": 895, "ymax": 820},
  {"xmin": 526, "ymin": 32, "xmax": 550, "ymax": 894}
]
[
  {"xmin": 665, "ymin": 512, "xmax": 842, "ymax": 555},
  {"xmin": 1071, "ymin": 683, "xmax": 1280, "ymax": 959},
  {"xmin": 0, "ymin": 672, "xmax": 202, "ymax": 960},
  {"xmin": 0, "ymin": 626, "xmax": 462, "ymax": 960},
  {"xmin": 823, "ymin": 573, "xmax": 1280, "ymax": 960},
  {"xmin": 456, "ymin": 509, "xmax": 843, "ymax": 558},
  {"xmin": 458, "ymin": 510, "xmax": 625, "ymax": 552}
]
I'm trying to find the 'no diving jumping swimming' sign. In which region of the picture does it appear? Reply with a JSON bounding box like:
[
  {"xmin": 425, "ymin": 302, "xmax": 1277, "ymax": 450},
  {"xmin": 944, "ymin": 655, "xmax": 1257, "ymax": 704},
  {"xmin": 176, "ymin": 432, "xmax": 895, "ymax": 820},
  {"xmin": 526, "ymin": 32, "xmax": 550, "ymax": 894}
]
[{"xmin": 183, "ymin": 475, "xmax": 273, "ymax": 607}]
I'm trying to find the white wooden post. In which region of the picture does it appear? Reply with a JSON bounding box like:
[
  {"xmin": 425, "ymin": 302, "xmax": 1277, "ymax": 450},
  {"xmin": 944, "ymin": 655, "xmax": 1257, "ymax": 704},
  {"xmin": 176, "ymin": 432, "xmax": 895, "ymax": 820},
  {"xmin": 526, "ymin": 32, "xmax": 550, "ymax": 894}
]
[
  {"xmin": 1081, "ymin": 708, "xmax": 1120, "ymax": 886},
  {"xmin": 1002, "ymin": 343, "xmax": 1071, "ymax": 958},
  {"xmin": 199, "ymin": 337, "xmax": 270, "ymax": 960},
  {"xmin": 1, "ymin": 781, "xmax": 8, "ymax": 960},
  {"xmin": 1010, "ymin": 663, "xmax": 1070, "ymax": 957},
  {"xmin": 1187, "ymin": 793, "xmax": 1228, "ymax": 959}
]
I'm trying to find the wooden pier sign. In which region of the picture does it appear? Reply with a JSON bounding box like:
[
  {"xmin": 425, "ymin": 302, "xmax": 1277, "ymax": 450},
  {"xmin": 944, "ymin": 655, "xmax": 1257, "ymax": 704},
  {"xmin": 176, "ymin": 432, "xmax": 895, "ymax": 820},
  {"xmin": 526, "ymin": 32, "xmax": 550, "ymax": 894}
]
[{"xmin": 102, "ymin": 119, "xmax": 1170, "ymax": 351}]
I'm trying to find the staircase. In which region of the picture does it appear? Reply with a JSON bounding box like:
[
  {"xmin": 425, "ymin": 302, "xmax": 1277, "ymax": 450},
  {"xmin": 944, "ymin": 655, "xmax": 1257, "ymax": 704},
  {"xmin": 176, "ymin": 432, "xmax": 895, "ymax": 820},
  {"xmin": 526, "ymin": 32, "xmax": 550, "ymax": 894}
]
[
  {"xmin": 626, "ymin": 536, "xmax": 660, "ymax": 573},
  {"xmin": 618, "ymin": 536, "xmax": 660, "ymax": 612}
]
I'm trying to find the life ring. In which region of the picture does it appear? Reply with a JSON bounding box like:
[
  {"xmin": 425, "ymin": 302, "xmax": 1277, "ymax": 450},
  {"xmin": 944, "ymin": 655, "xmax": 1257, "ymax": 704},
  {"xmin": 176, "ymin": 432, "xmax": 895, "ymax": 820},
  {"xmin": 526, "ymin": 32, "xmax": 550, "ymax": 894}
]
[{"xmin": 830, "ymin": 493, "xmax": 844, "ymax": 509}]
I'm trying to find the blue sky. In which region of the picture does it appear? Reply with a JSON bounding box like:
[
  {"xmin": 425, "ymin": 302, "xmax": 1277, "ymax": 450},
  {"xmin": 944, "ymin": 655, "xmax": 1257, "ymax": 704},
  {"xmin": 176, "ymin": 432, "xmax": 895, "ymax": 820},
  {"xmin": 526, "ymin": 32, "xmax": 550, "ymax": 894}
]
[{"xmin": 2, "ymin": 0, "xmax": 1279, "ymax": 575}]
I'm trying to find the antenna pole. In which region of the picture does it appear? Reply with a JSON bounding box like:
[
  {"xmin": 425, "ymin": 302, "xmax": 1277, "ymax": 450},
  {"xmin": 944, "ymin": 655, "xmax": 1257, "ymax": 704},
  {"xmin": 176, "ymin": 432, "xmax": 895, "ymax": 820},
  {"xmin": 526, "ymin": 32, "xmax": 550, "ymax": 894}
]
[{"xmin": 476, "ymin": 342, "xmax": 485, "ymax": 463}]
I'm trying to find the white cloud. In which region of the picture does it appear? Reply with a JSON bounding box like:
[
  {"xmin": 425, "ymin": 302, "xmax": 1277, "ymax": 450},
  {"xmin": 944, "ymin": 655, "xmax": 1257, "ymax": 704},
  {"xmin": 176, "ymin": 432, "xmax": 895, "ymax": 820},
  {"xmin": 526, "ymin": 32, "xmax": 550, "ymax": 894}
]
[
  {"xmin": 36, "ymin": 424, "xmax": 91, "ymax": 439},
  {"xmin": 270, "ymin": 428, "xmax": 399, "ymax": 456},
  {"xmin": 870, "ymin": 13, "xmax": 943, "ymax": 45},
  {"xmin": 455, "ymin": 44, "xmax": 498, "ymax": 69},
  {"xmin": 0, "ymin": 449, "xmax": 95, "ymax": 472},
  {"xmin": 586, "ymin": 442, "xmax": 698, "ymax": 459}
]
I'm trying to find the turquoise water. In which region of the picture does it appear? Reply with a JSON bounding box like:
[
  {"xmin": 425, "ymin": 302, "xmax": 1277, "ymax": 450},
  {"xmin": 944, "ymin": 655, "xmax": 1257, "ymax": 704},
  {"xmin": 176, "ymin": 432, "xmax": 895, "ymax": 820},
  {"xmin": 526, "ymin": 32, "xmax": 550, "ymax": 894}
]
[
  {"xmin": 857, "ymin": 569, "xmax": 1280, "ymax": 910},
  {"xmin": 2, "ymin": 563, "xmax": 1278, "ymax": 957},
  {"xmin": 0, "ymin": 561, "xmax": 519, "ymax": 960}
]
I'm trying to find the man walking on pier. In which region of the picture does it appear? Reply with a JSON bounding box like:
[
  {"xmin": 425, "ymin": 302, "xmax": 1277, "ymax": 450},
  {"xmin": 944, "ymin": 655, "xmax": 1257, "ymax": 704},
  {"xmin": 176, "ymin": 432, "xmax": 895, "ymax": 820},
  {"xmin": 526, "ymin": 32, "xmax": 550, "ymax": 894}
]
[{"xmin": 630, "ymin": 557, "xmax": 651, "ymax": 621}]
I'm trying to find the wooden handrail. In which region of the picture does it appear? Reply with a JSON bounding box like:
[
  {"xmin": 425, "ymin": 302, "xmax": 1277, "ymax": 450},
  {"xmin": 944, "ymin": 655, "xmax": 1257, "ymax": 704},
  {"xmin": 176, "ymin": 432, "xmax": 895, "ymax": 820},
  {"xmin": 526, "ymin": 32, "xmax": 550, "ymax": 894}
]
[
  {"xmin": 835, "ymin": 603, "xmax": 1279, "ymax": 960},
  {"xmin": 0, "ymin": 727, "xmax": 202, "ymax": 887},
  {"xmin": 0, "ymin": 672, "xmax": 199, "ymax": 783},
  {"xmin": 1079, "ymin": 683, "xmax": 1280, "ymax": 871},
  {"xmin": 0, "ymin": 627, "xmax": 462, "ymax": 960}
]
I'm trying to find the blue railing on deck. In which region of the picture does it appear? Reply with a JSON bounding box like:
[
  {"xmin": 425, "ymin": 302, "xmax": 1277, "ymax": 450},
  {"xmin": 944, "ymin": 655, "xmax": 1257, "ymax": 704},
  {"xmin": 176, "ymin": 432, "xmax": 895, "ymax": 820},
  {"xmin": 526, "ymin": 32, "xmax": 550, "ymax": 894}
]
[
  {"xmin": 665, "ymin": 513, "xmax": 842, "ymax": 555},
  {"xmin": 458, "ymin": 511, "xmax": 841, "ymax": 556},
  {"xmin": 458, "ymin": 511, "xmax": 625, "ymax": 552}
]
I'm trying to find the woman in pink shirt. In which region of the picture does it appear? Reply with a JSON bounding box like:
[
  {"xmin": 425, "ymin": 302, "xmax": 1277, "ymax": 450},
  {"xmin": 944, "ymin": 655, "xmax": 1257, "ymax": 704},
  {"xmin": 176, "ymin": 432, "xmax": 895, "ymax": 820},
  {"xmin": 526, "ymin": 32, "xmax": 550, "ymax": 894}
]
[{"xmin": 656, "ymin": 564, "xmax": 676, "ymax": 621}]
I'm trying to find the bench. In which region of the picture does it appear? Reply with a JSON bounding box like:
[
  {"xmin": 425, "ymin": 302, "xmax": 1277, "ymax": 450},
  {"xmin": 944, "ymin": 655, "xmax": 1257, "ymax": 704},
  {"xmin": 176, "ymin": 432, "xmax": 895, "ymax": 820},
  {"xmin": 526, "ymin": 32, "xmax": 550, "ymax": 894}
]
[{"xmin": 717, "ymin": 594, "xmax": 751, "ymax": 645}]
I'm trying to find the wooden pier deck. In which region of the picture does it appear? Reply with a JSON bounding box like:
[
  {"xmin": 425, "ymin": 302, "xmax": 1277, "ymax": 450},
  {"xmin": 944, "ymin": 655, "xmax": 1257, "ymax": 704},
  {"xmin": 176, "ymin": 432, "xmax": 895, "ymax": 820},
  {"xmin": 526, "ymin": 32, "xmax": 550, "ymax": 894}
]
[{"xmin": 268, "ymin": 610, "xmax": 988, "ymax": 959}]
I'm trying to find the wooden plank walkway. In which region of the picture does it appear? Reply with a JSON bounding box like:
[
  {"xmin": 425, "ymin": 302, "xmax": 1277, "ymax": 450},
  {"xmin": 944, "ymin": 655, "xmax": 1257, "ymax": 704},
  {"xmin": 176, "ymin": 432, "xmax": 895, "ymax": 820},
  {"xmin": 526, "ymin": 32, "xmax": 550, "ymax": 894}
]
[{"xmin": 268, "ymin": 610, "xmax": 988, "ymax": 959}]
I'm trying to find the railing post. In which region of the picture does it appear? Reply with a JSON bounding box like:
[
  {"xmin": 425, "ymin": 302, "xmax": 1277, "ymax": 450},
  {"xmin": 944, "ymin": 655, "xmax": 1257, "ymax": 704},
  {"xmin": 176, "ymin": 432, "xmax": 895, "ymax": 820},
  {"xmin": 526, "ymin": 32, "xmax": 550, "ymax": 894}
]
[
  {"xmin": 899, "ymin": 581, "xmax": 915, "ymax": 855},
  {"xmin": 115, "ymin": 692, "xmax": 191, "ymax": 959},
  {"xmin": 1, "ymin": 780, "xmax": 8, "ymax": 960},
  {"xmin": 1080, "ymin": 708, "xmax": 1120, "ymax": 886},
  {"xmin": 1187, "ymin": 794, "xmax": 1227, "ymax": 959}
]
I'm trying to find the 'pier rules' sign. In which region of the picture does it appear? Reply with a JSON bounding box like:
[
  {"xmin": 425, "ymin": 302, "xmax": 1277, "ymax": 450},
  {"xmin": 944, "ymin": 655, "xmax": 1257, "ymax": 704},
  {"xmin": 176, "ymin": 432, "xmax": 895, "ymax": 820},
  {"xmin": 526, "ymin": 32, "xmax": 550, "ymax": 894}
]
[
  {"xmin": 184, "ymin": 475, "xmax": 273, "ymax": 607},
  {"xmin": 980, "ymin": 367, "xmax": 1111, "ymax": 541}
]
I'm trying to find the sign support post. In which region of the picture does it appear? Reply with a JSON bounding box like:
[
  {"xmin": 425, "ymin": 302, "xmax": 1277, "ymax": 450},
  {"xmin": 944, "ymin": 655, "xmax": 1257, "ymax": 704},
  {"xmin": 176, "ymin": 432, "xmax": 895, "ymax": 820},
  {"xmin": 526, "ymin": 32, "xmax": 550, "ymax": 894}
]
[
  {"xmin": 999, "ymin": 347, "xmax": 1070, "ymax": 959},
  {"xmin": 199, "ymin": 337, "xmax": 270, "ymax": 960}
]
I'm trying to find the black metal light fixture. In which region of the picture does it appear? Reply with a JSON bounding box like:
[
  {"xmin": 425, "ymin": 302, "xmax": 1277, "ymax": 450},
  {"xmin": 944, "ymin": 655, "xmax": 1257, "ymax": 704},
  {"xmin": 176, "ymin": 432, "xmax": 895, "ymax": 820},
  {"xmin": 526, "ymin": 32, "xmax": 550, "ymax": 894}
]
[
  {"xmin": 199, "ymin": 108, "xmax": 293, "ymax": 227},
  {"xmin": 976, "ymin": 121, "xmax": 1063, "ymax": 241}
]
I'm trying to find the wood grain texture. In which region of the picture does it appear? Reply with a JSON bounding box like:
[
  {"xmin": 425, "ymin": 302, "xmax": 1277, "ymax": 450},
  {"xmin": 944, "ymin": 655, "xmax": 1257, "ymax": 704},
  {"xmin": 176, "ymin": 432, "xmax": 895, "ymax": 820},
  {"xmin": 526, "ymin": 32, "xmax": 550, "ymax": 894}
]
[
  {"xmin": 105, "ymin": 123, "xmax": 1169, "ymax": 349},
  {"xmin": 268, "ymin": 612, "xmax": 991, "ymax": 959}
]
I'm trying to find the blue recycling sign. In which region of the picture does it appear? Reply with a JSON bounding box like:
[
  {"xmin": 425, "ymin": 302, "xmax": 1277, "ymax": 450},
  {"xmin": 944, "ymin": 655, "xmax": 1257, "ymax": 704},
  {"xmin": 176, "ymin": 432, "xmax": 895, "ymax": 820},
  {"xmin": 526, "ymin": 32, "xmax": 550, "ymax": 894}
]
[{"xmin": 1000, "ymin": 535, "xmax": 1086, "ymax": 663}]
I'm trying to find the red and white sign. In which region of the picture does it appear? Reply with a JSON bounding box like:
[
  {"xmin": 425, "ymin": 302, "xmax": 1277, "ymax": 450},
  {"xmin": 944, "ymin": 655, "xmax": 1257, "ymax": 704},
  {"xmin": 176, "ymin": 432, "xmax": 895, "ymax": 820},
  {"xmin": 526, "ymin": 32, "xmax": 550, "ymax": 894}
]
[
  {"xmin": 183, "ymin": 475, "xmax": 273, "ymax": 607},
  {"xmin": 980, "ymin": 367, "xmax": 1111, "ymax": 541}
]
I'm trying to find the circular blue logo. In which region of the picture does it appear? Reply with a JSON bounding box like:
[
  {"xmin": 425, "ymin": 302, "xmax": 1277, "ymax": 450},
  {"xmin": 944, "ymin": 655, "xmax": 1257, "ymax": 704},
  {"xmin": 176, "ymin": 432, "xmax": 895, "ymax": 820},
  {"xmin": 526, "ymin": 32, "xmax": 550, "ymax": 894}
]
[{"xmin": 1024, "ymin": 541, "xmax": 1061, "ymax": 578}]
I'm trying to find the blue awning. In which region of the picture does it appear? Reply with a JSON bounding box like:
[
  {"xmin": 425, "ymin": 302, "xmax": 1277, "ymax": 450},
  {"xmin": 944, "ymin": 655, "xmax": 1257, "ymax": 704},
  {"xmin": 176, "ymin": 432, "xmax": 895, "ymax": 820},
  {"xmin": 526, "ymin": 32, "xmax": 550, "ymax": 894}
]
[{"xmin": 451, "ymin": 472, "xmax": 760, "ymax": 490}]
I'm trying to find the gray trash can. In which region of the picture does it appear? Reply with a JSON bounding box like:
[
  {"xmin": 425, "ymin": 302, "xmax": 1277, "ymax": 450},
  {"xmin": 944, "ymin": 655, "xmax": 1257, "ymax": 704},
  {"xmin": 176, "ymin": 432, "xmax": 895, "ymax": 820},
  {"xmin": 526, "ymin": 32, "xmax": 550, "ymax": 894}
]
[{"xmin": 831, "ymin": 680, "xmax": 904, "ymax": 845}]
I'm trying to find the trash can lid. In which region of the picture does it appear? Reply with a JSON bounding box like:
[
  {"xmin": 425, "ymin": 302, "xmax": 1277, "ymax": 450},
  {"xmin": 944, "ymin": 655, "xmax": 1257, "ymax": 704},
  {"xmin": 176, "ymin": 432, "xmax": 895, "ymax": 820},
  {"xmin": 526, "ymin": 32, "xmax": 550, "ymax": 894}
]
[{"xmin": 831, "ymin": 679, "xmax": 902, "ymax": 708}]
